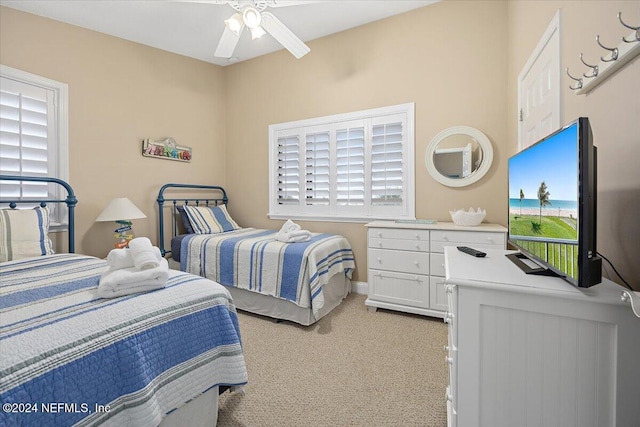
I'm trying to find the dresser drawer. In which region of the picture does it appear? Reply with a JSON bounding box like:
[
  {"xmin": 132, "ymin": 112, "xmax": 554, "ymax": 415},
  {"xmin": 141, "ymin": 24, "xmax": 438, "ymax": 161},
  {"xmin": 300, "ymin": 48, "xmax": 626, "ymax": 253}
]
[
  {"xmin": 369, "ymin": 248, "xmax": 429, "ymax": 275},
  {"xmin": 430, "ymin": 230, "xmax": 504, "ymax": 253},
  {"xmin": 369, "ymin": 237, "xmax": 428, "ymax": 252},
  {"xmin": 369, "ymin": 269, "xmax": 429, "ymax": 309},
  {"xmin": 368, "ymin": 227, "xmax": 429, "ymax": 242}
]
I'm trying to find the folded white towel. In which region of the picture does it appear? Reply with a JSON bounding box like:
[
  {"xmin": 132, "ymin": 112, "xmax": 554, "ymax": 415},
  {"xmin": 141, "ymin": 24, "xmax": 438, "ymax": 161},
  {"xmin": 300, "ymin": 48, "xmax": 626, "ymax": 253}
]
[
  {"xmin": 98, "ymin": 258, "xmax": 169, "ymax": 298},
  {"xmin": 279, "ymin": 219, "xmax": 301, "ymax": 234},
  {"xmin": 128, "ymin": 237, "xmax": 162, "ymax": 270},
  {"xmin": 275, "ymin": 229, "xmax": 312, "ymax": 243},
  {"xmin": 106, "ymin": 248, "xmax": 135, "ymax": 270}
]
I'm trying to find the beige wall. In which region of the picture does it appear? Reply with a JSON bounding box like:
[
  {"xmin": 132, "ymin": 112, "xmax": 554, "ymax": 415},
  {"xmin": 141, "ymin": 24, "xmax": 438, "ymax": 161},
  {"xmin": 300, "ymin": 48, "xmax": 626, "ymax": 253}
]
[
  {"xmin": 507, "ymin": 1, "xmax": 640, "ymax": 289},
  {"xmin": 224, "ymin": 1, "xmax": 509, "ymax": 281},
  {"xmin": 2, "ymin": 1, "xmax": 637, "ymax": 289},
  {"xmin": 1, "ymin": 7, "xmax": 227, "ymax": 258}
]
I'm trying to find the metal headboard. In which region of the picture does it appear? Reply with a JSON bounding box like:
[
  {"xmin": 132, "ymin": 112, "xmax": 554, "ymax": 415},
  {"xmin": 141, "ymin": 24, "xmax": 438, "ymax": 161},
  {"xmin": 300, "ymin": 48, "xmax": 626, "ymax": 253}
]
[
  {"xmin": 0, "ymin": 175, "xmax": 78, "ymax": 253},
  {"xmin": 157, "ymin": 183, "xmax": 228, "ymax": 257}
]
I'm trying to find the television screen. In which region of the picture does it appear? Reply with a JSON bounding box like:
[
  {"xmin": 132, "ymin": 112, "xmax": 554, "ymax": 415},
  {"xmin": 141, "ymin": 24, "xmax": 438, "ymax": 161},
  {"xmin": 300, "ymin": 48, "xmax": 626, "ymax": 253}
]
[{"xmin": 508, "ymin": 118, "xmax": 601, "ymax": 287}]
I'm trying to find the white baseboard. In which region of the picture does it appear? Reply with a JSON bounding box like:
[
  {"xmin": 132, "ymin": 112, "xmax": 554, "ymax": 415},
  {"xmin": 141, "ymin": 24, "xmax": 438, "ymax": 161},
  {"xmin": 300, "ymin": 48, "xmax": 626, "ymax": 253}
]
[{"xmin": 351, "ymin": 281, "xmax": 368, "ymax": 295}]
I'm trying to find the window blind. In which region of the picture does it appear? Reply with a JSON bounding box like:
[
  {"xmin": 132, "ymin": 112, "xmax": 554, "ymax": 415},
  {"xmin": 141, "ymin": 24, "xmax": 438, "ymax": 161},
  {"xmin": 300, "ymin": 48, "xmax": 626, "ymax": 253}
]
[
  {"xmin": 305, "ymin": 131, "xmax": 330, "ymax": 205},
  {"xmin": 0, "ymin": 80, "xmax": 53, "ymax": 200},
  {"xmin": 336, "ymin": 126, "xmax": 365, "ymax": 206},
  {"xmin": 276, "ymin": 134, "xmax": 300, "ymax": 205},
  {"xmin": 371, "ymin": 122, "xmax": 403, "ymax": 206}
]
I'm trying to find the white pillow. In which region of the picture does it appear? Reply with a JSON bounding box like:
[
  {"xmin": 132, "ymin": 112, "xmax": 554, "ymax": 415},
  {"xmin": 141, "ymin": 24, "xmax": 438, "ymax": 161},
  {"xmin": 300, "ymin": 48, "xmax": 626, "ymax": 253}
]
[
  {"xmin": 0, "ymin": 207, "xmax": 54, "ymax": 262},
  {"xmin": 183, "ymin": 205, "xmax": 240, "ymax": 234}
]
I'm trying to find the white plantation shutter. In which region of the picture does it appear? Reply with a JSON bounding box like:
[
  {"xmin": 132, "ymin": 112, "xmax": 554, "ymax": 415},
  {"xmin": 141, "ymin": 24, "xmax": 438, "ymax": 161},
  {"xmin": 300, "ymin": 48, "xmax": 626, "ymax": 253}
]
[
  {"xmin": 0, "ymin": 80, "xmax": 53, "ymax": 201},
  {"xmin": 276, "ymin": 134, "xmax": 300, "ymax": 205},
  {"xmin": 336, "ymin": 125, "xmax": 365, "ymax": 207},
  {"xmin": 0, "ymin": 67, "xmax": 69, "ymax": 225},
  {"xmin": 371, "ymin": 120, "xmax": 404, "ymax": 206},
  {"xmin": 305, "ymin": 131, "xmax": 330, "ymax": 206},
  {"xmin": 269, "ymin": 103, "xmax": 414, "ymax": 221}
]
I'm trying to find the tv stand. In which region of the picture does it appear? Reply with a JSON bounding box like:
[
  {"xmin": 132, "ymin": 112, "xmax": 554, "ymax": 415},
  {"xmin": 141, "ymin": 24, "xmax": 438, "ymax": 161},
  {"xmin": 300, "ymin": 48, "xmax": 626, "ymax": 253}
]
[
  {"xmin": 444, "ymin": 248, "xmax": 640, "ymax": 427},
  {"xmin": 505, "ymin": 252, "xmax": 563, "ymax": 277}
]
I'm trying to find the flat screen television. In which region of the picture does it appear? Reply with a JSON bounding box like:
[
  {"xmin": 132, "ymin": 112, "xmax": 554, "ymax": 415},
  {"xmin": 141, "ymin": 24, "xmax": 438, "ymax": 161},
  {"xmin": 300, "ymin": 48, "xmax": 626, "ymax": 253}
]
[{"xmin": 507, "ymin": 117, "xmax": 602, "ymax": 288}]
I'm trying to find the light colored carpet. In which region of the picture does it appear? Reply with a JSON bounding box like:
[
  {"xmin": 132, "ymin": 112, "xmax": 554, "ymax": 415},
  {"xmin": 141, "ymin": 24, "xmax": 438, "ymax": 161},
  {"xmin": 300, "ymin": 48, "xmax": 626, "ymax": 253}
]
[{"xmin": 218, "ymin": 293, "xmax": 449, "ymax": 427}]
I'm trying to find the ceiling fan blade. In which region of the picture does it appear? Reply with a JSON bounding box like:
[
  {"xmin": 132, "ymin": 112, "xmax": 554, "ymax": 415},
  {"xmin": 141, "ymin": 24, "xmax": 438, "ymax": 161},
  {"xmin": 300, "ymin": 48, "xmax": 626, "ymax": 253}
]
[
  {"xmin": 214, "ymin": 21, "xmax": 244, "ymax": 58},
  {"xmin": 266, "ymin": 1, "xmax": 324, "ymax": 7},
  {"xmin": 261, "ymin": 12, "xmax": 310, "ymax": 59}
]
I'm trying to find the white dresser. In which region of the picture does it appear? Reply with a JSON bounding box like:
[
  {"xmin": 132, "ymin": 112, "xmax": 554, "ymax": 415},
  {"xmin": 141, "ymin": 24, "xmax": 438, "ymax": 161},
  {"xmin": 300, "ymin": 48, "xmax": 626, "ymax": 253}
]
[
  {"xmin": 444, "ymin": 247, "xmax": 640, "ymax": 427},
  {"xmin": 365, "ymin": 221, "xmax": 506, "ymax": 318}
]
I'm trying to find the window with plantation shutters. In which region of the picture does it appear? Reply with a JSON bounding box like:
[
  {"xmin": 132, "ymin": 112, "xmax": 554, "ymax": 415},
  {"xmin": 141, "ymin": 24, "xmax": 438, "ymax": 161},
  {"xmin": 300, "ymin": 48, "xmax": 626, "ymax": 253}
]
[
  {"xmin": 269, "ymin": 103, "xmax": 414, "ymax": 222},
  {"xmin": 0, "ymin": 66, "xmax": 69, "ymax": 226}
]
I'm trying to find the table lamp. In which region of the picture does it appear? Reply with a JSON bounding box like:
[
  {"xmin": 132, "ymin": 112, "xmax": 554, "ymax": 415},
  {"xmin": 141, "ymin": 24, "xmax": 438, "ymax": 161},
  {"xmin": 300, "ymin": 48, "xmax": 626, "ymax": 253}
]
[{"xmin": 95, "ymin": 198, "xmax": 147, "ymax": 248}]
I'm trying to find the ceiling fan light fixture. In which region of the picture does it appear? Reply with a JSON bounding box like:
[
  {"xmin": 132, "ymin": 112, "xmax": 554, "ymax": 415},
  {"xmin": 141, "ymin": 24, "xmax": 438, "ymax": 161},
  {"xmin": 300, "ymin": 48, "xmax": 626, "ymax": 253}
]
[
  {"xmin": 224, "ymin": 13, "xmax": 243, "ymax": 36},
  {"xmin": 242, "ymin": 7, "xmax": 262, "ymax": 29},
  {"xmin": 251, "ymin": 26, "xmax": 266, "ymax": 40}
]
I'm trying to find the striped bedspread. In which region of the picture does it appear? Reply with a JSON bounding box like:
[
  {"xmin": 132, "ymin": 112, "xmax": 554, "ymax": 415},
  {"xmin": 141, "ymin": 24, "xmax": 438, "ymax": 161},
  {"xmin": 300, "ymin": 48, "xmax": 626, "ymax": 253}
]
[
  {"xmin": 180, "ymin": 229, "xmax": 355, "ymax": 315},
  {"xmin": 0, "ymin": 254, "xmax": 247, "ymax": 427}
]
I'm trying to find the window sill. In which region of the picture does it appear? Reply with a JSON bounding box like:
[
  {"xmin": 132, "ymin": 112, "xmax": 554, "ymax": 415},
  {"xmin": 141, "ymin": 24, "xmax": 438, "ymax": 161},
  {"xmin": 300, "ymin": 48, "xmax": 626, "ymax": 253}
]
[{"xmin": 268, "ymin": 213, "xmax": 416, "ymax": 224}]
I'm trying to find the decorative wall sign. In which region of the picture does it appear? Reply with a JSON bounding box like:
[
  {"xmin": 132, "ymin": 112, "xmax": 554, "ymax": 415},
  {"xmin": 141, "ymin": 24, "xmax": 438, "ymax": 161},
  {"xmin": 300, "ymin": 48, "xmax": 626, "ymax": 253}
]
[{"xmin": 142, "ymin": 137, "xmax": 192, "ymax": 162}]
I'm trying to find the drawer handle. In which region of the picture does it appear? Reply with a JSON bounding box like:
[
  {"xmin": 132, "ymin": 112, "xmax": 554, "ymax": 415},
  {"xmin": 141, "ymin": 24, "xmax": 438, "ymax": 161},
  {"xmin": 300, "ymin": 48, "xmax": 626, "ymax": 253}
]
[
  {"xmin": 415, "ymin": 243, "xmax": 421, "ymax": 250},
  {"xmin": 378, "ymin": 231, "xmax": 382, "ymax": 237},
  {"xmin": 444, "ymin": 313, "xmax": 452, "ymax": 323},
  {"xmin": 444, "ymin": 345, "xmax": 449, "ymax": 352},
  {"xmin": 377, "ymin": 257, "xmax": 382, "ymax": 264},
  {"xmin": 415, "ymin": 233, "xmax": 420, "ymax": 240},
  {"xmin": 446, "ymin": 391, "xmax": 453, "ymax": 402},
  {"xmin": 378, "ymin": 242, "xmax": 383, "ymax": 247},
  {"xmin": 414, "ymin": 261, "xmax": 419, "ymax": 266},
  {"xmin": 445, "ymin": 356, "xmax": 453, "ymax": 365}
]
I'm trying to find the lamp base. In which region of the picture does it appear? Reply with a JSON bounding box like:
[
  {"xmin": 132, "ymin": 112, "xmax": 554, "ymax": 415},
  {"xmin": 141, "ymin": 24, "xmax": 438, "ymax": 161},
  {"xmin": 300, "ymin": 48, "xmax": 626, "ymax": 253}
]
[{"xmin": 114, "ymin": 220, "xmax": 134, "ymax": 248}]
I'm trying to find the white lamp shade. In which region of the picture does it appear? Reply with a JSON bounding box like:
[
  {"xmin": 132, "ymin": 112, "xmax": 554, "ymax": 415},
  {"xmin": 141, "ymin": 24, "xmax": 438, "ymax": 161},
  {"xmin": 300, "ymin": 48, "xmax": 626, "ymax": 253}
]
[
  {"xmin": 225, "ymin": 13, "xmax": 243, "ymax": 35},
  {"xmin": 242, "ymin": 7, "xmax": 261, "ymax": 29},
  {"xmin": 95, "ymin": 198, "xmax": 147, "ymax": 222}
]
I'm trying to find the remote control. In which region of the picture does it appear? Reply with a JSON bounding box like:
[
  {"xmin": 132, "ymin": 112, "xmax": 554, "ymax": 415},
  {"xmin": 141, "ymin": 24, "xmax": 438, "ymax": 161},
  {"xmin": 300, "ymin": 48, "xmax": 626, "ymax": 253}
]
[{"xmin": 457, "ymin": 246, "xmax": 487, "ymax": 257}]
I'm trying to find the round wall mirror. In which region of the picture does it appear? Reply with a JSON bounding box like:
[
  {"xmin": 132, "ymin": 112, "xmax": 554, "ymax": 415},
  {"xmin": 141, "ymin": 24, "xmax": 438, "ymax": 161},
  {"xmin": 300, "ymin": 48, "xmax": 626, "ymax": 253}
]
[{"xmin": 425, "ymin": 126, "xmax": 493, "ymax": 187}]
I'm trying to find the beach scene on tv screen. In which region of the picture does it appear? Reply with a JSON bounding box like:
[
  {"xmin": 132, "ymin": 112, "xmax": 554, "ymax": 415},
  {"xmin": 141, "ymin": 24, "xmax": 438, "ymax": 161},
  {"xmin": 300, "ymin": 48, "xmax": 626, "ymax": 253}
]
[{"xmin": 509, "ymin": 124, "xmax": 580, "ymax": 279}]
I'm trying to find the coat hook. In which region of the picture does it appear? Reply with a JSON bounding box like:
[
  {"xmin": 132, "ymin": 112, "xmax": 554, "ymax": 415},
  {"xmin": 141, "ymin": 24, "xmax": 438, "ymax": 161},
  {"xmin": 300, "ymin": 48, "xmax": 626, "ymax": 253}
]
[
  {"xmin": 596, "ymin": 35, "xmax": 619, "ymax": 62},
  {"xmin": 565, "ymin": 68, "xmax": 583, "ymax": 90},
  {"xmin": 579, "ymin": 53, "xmax": 599, "ymax": 78},
  {"xmin": 618, "ymin": 12, "xmax": 640, "ymax": 43}
]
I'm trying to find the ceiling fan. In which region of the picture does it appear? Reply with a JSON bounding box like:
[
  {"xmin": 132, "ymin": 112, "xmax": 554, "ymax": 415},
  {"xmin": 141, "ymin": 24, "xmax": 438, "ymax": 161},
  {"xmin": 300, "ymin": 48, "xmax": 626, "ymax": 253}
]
[{"xmin": 212, "ymin": 0, "xmax": 311, "ymax": 60}]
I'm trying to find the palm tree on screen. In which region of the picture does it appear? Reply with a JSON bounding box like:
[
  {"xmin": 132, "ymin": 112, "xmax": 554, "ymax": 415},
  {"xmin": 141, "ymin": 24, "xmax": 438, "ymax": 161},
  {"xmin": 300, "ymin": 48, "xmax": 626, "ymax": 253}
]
[
  {"xmin": 519, "ymin": 189, "xmax": 524, "ymax": 216},
  {"xmin": 537, "ymin": 181, "xmax": 551, "ymax": 224}
]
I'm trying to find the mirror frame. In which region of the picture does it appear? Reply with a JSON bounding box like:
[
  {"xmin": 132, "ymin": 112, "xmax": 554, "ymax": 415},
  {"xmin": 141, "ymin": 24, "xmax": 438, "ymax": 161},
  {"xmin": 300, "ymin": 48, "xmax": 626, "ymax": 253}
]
[{"xmin": 425, "ymin": 125, "xmax": 493, "ymax": 187}]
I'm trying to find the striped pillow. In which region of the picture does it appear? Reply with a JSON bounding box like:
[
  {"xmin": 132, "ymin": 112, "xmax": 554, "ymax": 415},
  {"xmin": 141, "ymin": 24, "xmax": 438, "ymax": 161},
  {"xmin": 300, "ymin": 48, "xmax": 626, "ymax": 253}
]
[
  {"xmin": 183, "ymin": 205, "xmax": 240, "ymax": 234},
  {"xmin": 0, "ymin": 207, "xmax": 54, "ymax": 262}
]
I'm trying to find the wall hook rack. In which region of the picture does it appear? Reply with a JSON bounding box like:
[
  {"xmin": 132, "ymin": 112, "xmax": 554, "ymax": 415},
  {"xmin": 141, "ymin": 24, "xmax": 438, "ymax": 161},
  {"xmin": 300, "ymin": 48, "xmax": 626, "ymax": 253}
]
[{"xmin": 567, "ymin": 11, "xmax": 640, "ymax": 94}]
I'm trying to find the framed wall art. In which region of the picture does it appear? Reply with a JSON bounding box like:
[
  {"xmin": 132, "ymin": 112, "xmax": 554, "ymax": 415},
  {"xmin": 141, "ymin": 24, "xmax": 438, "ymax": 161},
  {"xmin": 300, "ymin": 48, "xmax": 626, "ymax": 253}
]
[{"xmin": 142, "ymin": 137, "xmax": 192, "ymax": 162}]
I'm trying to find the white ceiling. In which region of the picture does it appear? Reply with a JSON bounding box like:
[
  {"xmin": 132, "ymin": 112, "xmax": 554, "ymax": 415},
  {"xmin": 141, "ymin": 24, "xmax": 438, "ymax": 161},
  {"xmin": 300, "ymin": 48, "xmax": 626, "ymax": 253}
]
[{"xmin": 1, "ymin": 0, "xmax": 438, "ymax": 66}]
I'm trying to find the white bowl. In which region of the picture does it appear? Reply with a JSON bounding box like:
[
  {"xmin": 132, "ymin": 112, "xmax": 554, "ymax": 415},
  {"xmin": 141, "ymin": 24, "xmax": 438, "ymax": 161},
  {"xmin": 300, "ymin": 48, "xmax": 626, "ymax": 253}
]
[{"xmin": 449, "ymin": 208, "xmax": 486, "ymax": 226}]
